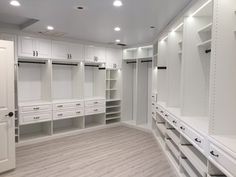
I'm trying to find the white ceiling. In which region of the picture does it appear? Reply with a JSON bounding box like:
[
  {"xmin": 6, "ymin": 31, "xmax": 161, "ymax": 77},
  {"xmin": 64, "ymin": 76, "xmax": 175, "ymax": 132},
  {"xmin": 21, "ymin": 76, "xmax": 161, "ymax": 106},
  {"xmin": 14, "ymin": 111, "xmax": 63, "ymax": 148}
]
[{"xmin": 0, "ymin": 0, "xmax": 192, "ymax": 46}]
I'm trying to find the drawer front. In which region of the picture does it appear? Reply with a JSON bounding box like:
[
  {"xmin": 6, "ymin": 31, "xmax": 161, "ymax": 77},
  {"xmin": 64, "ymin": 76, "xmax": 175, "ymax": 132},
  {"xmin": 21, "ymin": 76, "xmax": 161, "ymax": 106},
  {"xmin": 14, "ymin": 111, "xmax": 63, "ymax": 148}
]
[
  {"xmin": 85, "ymin": 107, "xmax": 105, "ymax": 116},
  {"xmin": 85, "ymin": 100, "xmax": 105, "ymax": 107},
  {"xmin": 53, "ymin": 109, "xmax": 84, "ymax": 120},
  {"xmin": 209, "ymin": 144, "xmax": 236, "ymax": 176},
  {"xmin": 53, "ymin": 101, "xmax": 84, "ymax": 110},
  {"xmin": 20, "ymin": 112, "xmax": 52, "ymax": 125},
  {"xmin": 179, "ymin": 122, "xmax": 205, "ymax": 151},
  {"xmin": 20, "ymin": 104, "xmax": 52, "ymax": 113}
]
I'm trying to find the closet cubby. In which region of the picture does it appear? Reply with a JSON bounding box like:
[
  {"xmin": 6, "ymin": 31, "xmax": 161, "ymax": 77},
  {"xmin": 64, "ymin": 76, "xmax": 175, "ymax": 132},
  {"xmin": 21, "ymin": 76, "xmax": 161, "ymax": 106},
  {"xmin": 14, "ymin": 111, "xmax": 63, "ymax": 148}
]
[
  {"xmin": 19, "ymin": 121, "xmax": 52, "ymax": 141},
  {"xmin": 207, "ymin": 161, "xmax": 227, "ymax": 177},
  {"xmin": 18, "ymin": 59, "xmax": 51, "ymax": 105},
  {"xmin": 53, "ymin": 117, "xmax": 84, "ymax": 134},
  {"xmin": 84, "ymin": 65, "xmax": 105, "ymax": 99},
  {"xmin": 52, "ymin": 61, "xmax": 84, "ymax": 101},
  {"xmin": 85, "ymin": 114, "xmax": 105, "ymax": 128}
]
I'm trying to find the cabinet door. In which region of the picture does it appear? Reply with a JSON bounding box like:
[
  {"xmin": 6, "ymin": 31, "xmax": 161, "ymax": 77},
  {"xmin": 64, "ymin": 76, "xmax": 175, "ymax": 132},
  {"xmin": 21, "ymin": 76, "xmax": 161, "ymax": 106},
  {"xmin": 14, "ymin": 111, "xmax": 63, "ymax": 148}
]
[
  {"xmin": 106, "ymin": 48, "xmax": 122, "ymax": 69},
  {"xmin": 52, "ymin": 41, "xmax": 68, "ymax": 60},
  {"xmin": 84, "ymin": 45, "xmax": 95, "ymax": 62},
  {"xmin": 18, "ymin": 36, "xmax": 35, "ymax": 58},
  {"xmin": 94, "ymin": 46, "xmax": 105, "ymax": 63},
  {"xmin": 35, "ymin": 38, "xmax": 51, "ymax": 58},
  {"xmin": 69, "ymin": 43, "xmax": 83, "ymax": 61},
  {"xmin": 0, "ymin": 40, "xmax": 15, "ymax": 173}
]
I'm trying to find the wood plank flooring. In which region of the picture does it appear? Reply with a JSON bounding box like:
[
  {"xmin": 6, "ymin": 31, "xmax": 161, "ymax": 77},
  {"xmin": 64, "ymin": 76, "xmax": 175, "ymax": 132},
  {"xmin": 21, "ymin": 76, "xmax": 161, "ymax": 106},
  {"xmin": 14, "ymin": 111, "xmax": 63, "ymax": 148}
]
[{"xmin": 1, "ymin": 126, "xmax": 176, "ymax": 177}]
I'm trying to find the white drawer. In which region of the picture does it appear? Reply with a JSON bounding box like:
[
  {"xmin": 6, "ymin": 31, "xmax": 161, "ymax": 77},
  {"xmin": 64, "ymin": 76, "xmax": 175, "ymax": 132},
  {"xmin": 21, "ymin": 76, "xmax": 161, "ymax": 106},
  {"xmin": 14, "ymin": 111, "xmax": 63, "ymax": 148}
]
[
  {"xmin": 85, "ymin": 107, "xmax": 105, "ymax": 116},
  {"xmin": 20, "ymin": 104, "xmax": 52, "ymax": 113},
  {"xmin": 85, "ymin": 100, "xmax": 105, "ymax": 107},
  {"xmin": 179, "ymin": 122, "xmax": 205, "ymax": 152},
  {"xmin": 53, "ymin": 101, "xmax": 84, "ymax": 110},
  {"xmin": 209, "ymin": 144, "xmax": 236, "ymax": 176},
  {"xmin": 53, "ymin": 109, "xmax": 84, "ymax": 120},
  {"xmin": 20, "ymin": 111, "xmax": 52, "ymax": 125}
]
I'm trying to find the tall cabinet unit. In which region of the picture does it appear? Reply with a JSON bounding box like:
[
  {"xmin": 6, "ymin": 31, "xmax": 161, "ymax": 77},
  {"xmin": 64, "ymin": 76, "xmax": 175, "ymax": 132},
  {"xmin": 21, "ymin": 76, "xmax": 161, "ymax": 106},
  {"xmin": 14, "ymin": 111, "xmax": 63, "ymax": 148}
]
[{"xmin": 122, "ymin": 46, "xmax": 153, "ymax": 127}]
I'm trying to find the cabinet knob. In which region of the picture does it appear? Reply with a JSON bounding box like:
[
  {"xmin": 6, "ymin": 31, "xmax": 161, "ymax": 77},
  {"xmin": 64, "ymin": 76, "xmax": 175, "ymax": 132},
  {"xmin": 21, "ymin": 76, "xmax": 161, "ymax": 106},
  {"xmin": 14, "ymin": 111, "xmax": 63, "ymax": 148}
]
[
  {"xmin": 5, "ymin": 112, "xmax": 14, "ymax": 117},
  {"xmin": 172, "ymin": 120, "xmax": 177, "ymax": 124},
  {"xmin": 180, "ymin": 126, "xmax": 185, "ymax": 130},
  {"xmin": 33, "ymin": 107, "xmax": 40, "ymax": 110},
  {"xmin": 33, "ymin": 51, "xmax": 35, "ymax": 56},
  {"xmin": 36, "ymin": 51, "xmax": 38, "ymax": 57}
]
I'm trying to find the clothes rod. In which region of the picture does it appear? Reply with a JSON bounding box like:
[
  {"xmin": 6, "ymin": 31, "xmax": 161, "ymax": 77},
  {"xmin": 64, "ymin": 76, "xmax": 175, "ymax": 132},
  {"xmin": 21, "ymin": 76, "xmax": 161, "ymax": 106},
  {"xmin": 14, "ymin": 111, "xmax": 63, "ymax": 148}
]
[
  {"xmin": 126, "ymin": 61, "xmax": 137, "ymax": 64},
  {"xmin": 99, "ymin": 67, "xmax": 106, "ymax": 70},
  {"xmin": 205, "ymin": 49, "xmax": 211, "ymax": 53},
  {"xmin": 85, "ymin": 64, "xmax": 99, "ymax": 67},
  {"xmin": 141, "ymin": 60, "xmax": 152, "ymax": 63},
  {"xmin": 158, "ymin": 66, "xmax": 167, "ymax": 70},
  {"xmin": 18, "ymin": 61, "xmax": 46, "ymax": 65},
  {"xmin": 53, "ymin": 63, "xmax": 78, "ymax": 66}
]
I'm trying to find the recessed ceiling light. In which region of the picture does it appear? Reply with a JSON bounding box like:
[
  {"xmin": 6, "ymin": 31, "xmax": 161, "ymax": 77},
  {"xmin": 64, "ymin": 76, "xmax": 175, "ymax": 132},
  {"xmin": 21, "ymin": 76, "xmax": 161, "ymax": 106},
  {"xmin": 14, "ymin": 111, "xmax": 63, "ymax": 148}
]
[
  {"xmin": 116, "ymin": 39, "xmax": 121, "ymax": 43},
  {"xmin": 114, "ymin": 27, "xmax": 121, "ymax": 32},
  {"xmin": 47, "ymin": 26, "xmax": 54, "ymax": 30},
  {"xmin": 10, "ymin": 0, "xmax": 21, "ymax": 7},
  {"xmin": 113, "ymin": 0, "xmax": 123, "ymax": 7}
]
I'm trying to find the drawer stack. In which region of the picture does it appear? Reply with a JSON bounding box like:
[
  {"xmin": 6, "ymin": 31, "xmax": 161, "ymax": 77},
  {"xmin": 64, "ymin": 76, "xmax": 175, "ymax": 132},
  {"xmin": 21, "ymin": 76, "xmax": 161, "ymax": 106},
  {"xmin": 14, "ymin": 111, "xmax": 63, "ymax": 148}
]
[
  {"xmin": 19, "ymin": 103, "xmax": 52, "ymax": 125},
  {"xmin": 53, "ymin": 100, "xmax": 84, "ymax": 120},
  {"xmin": 85, "ymin": 99, "xmax": 105, "ymax": 116}
]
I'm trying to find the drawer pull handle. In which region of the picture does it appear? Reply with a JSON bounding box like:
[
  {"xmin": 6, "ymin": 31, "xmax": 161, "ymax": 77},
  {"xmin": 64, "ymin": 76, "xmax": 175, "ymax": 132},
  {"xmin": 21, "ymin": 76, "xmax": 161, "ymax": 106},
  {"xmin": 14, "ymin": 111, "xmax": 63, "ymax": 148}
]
[
  {"xmin": 33, "ymin": 107, "xmax": 40, "ymax": 110},
  {"xmin": 195, "ymin": 138, "xmax": 201, "ymax": 143},
  {"xmin": 152, "ymin": 96, "xmax": 155, "ymax": 98},
  {"xmin": 172, "ymin": 120, "xmax": 177, "ymax": 124},
  {"xmin": 180, "ymin": 126, "xmax": 185, "ymax": 130},
  {"xmin": 165, "ymin": 114, "xmax": 168, "ymax": 117},
  {"xmin": 76, "ymin": 111, "xmax": 81, "ymax": 114},
  {"xmin": 34, "ymin": 116, "xmax": 40, "ymax": 120},
  {"xmin": 152, "ymin": 103, "xmax": 154, "ymax": 106},
  {"xmin": 76, "ymin": 104, "xmax": 81, "ymax": 106},
  {"xmin": 210, "ymin": 151, "xmax": 219, "ymax": 158},
  {"xmin": 94, "ymin": 102, "xmax": 99, "ymax": 104},
  {"xmin": 94, "ymin": 109, "xmax": 98, "ymax": 111},
  {"xmin": 156, "ymin": 107, "xmax": 158, "ymax": 109},
  {"xmin": 160, "ymin": 111, "xmax": 164, "ymax": 113},
  {"xmin": 58, "ymin": 114, "xmax": 63, "ymax": 116},
  {"xmin": 57, "ymin": 105, "xmax": 63, "ymax": 108}
]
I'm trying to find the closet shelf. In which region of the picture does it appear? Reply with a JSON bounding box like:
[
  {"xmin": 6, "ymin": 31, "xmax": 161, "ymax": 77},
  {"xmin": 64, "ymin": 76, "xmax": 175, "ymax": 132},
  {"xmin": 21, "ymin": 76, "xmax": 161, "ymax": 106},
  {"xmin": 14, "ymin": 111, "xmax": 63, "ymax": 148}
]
[
  {"xmin": 106, "ymin": 111, "xmax": 121, "ymax": 115},
  {"xmin": 106, "ymin": 116, "xmax": 121, "ymax": 121},
  {"xmin": 198, "ymin": 23, "xmax": 213, "ymax": 33},
  {"xmin": 180, "ymin": 158, "xmax": 201, "ymax": 177},
  {"xmin": 106, "ymin": 99, "xmax": 121, "ymax": 102},
  {"xmin": 106, "ymin": 105, "xmax": 121, "ymax": 108},
  {"xmin": 197, "ymin": 39, "xmax": 212, "ymax": 48}
]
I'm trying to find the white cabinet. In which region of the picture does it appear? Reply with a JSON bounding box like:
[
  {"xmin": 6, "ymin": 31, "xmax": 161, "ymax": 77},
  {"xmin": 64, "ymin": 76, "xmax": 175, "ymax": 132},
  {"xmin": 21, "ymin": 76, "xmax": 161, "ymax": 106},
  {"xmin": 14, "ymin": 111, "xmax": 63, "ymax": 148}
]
[
  {"xmin": 52, "ymin": 41, "xmax": 83, "ymax": 61},
  {"xmin": 18, "ymin": 36, "xmax": 51, "ymax": 59},
  {"xmin": 106, "ymin": 48, "xmax": 122, "ymax": 69},
  {"xmin": 84, "ymin": 45, "xmax": 105, "ymax": 63}
]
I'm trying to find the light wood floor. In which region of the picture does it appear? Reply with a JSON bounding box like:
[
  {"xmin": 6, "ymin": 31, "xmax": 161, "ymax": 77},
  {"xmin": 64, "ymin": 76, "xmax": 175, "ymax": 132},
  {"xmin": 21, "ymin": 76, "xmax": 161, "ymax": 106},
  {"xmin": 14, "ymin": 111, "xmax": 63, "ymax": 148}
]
[{"xmin": 1, "ymin": 126, "xmax": 176, "ymax": 177}]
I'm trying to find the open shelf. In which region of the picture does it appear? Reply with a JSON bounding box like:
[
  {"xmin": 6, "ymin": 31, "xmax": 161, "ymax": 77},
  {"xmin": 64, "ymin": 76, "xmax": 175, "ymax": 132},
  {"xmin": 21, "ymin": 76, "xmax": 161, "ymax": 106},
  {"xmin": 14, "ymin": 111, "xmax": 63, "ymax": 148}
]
[
  {"xmin": 167, "ymin": 129, "xmax": 180, "ymax": 146},
  {"xmin": 20, "ymin": 121, "xmax": 52, "ymax": 141},
  {"xmin": 53, "ymin": 117, "xmax": 84, "ymax": 134},
  {"xmin": 198, "ymin": 23, "xmax": 213, "ymax": 34},
  {"xmin": 85, "ymin": 114, "xmax": 105, "ymax": 128},
  {"xmin": 156, "ymin": 122, "xmax": 166, "ymax": 136},
  {"xmin": 180, "ymin": 157, "xmax": 201, "ymax": 177},
  {"xmin": 197, "ymin": 39, "xmax": 212, "ymax": 48},
  {"xmin": 166, "ymin": 138, "xmax": 180, "ymax": 160}
]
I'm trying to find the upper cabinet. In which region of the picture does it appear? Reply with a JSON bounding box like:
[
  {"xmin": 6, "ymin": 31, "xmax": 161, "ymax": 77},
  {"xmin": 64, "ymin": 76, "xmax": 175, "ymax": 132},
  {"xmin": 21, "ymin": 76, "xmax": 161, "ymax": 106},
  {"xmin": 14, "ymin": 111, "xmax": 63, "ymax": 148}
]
[
  {"xmin": 18, "ymin": 36, "xmax": 52, "ymax": 59},
  {"xmin": 52, "ymin": 41, "xmax": 83, "ymax": 61},
  {"xmin": 106, "ymin": 48, "xmax": 122, "ymax": 69},
  {"xmin": 84, "ymin": 45, "xmax": 105, "ymax": 63}
]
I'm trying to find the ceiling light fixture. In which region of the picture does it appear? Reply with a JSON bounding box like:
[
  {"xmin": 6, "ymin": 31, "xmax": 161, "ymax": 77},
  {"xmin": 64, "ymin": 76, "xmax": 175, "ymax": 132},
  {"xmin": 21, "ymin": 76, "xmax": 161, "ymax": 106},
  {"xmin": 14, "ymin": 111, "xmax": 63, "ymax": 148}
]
[
  {"xmin": 116, "ymin": 39, "xmax": 121, "ymax": 43},
  {"xmin": 114, "ymin": 27, "xmax": 121, "ymax": 32},
  {"xmin": 189, "ymin": 0, "xmax": 212, "ymax": 18},
  {"xmin": 10, "ymin": 0, "xmax": 21, "ymax": 7},
  {"xmin": 47, "ymin": 26, "xmax": 54, "ymax": 30},
  {"xmin": 161, "ymin": 36, "xmax": 168, "ymax": 42},
  {"xmin": 113, "ymin": 0, "xmax": 123, "ymax": 7},
  {"xmin": 171, "ymin": 22, "xmax": 184, "ymax": 33}
]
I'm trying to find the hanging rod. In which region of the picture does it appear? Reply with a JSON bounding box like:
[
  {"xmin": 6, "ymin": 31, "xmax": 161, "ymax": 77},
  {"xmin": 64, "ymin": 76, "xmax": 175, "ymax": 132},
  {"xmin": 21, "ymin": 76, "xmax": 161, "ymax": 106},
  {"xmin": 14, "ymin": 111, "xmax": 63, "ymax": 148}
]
[
  {"xmin": 126, "ymin": 61, "xmax": 137, "ymax": 64},
  {"xmin": 85, "ymin": 64, "xmax": 100, "ymax": 67},
  {"xmin": 52, "ymin": 63, "xmax": 78, "ymax": 66},
  {"xmin": 99, "ymin": 67, "xmax": 106, "ymax": 70},
  {"xmin": 205, "ymin": 49, "xmax": 211, "ymax": 54},
  {"xmin": 18, "ymin": 61, "xmax": 46, "ymax": 65},
  {"xmin": 158, "ymin": 66, "xmax": 167, "ymax": 70},
  {"xmin": 141, "ymin": 60, "xmax": 152, "ymax": 63}
]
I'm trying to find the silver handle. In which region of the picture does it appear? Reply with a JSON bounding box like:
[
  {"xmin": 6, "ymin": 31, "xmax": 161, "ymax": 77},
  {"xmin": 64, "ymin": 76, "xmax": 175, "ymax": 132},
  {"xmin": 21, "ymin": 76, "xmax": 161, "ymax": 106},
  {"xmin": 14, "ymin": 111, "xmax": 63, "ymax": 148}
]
[
  {"xmin": 33, "ymin": 107, "xmax": 40, "ymax": 110},
  {"xmin": 58, "ymin": 114, "xmax": 63, "ymax": 116},
  {"xmin": 57, "ymin": 105, "xmax": 63, "ymax": 108},
  {"xmin": 34, "ymin": 116, "xmax": 40, "ymax": 120}
]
